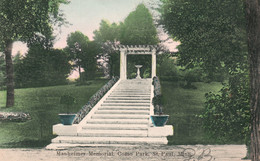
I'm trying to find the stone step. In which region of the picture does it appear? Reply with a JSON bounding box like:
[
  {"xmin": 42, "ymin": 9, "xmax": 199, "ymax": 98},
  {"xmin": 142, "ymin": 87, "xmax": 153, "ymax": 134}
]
[
  {"xmin": 78, "ymin": 129, "xmax": 147, "ymax": 137},
  {"xmin": 114, "ymin": 88, "xmax": 150, "ymax": 90},
  {"xmin": 103, "ymin": 100, "xmax": 150, "ymax": 103},
  {"xmin": 108, "ymin": 95, "xmax": 150, "ymax": 97},
  {"xmin": 46, "ymin": 143, "xmax": 138, "ymax": 149},
  {"xmin": 106, "ymin": 97, "xmax": 150, "ymax": 100},
  {"xmin": 118, "ymin": 85, "xmax": 150, "ymax": 86},
  {"xmin": 91, "ymin": 114, "xmax": 150, "ymax": 119},
  {"xmin": 114, "ymin": 89, "xmax": 150, "ymax": 91},
  {"xmin": 112, "ymin": 91, "xmax": 150, "ymax": 94},
  {"xmin": 86, "ymin": 119, "xmax": 149, "ymax": 124},
  {"xmin": 51, "ymin": 136, "xmax": 167, "ymax": 145},
  {"xmin": 101, "ymin": 103, "xmax": 150, "ymax": 107},
  {"xmin": 95, "ymin": 110, "xmax": 149, "ymax": 114},
  {"xmin": 113, "ymin": 92, "xmax": 150, "ymax": 94},
  {"xmin": 98, "ymin": 106, "xmax": 150, "ymax": 110},
  {"xmin": 116, "ymin": 87, "xmax": 150, "ymax": 89},
  {"xmin": 115, "ymin": 87, "xmax": 150, "ymax": 89},
  {"xmin": 82, "ymin": 124, "xmax": 148, "ymax": 130}
]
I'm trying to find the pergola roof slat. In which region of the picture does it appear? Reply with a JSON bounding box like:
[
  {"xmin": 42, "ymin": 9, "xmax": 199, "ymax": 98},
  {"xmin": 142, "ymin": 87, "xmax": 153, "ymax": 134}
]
[{"xmin": 114, "ymin": 45, "xmax": 158, "ymax": 52}]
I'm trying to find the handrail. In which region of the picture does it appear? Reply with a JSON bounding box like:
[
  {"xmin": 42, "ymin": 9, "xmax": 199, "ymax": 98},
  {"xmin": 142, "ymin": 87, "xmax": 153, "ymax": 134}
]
[
  {"xmin": 73, "ymin": 76, "xmax": 119, "ymax": 124},
  {"xmin": 152, "ymin": 76, "xmax": 163, "ymax": 115}
]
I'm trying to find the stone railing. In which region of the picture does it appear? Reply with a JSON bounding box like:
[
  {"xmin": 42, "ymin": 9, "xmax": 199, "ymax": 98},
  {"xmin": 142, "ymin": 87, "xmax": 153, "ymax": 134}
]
[
  {"xmin": 73, "ymin": 76, "xmax": 119, "ymax": 124},
  {"xmin": 152, "ymin": 76, "xmax": 163, "ymax": 115}
]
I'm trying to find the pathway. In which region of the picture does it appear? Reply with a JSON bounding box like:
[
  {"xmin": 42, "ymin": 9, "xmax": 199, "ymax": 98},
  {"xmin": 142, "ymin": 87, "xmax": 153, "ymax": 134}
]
[{"xmin": 0, "ymin": 145, "xmax": 248, "ymax": 161}]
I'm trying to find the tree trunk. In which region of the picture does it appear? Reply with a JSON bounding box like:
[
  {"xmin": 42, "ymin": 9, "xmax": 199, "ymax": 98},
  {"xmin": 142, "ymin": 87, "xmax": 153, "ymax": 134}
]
[
  {"xmin": 78, "ymin": 65, "xmax": 81, "ymax": 82},
  {"xmin": 4, "ymin": 40, "xmax": 14, "ymax": 107},
  {"xmin": 245, "ymin": 0, "xmax": 260, "ymax": 160}
]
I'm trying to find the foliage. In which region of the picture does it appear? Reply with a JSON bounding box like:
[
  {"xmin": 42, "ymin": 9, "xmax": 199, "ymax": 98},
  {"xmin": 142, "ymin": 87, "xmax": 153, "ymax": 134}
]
[
  {"xmin": 181, "ymin": 67, "xmax": 203, "ymax": 89},
  {"xmin": 94, "ymin": 4, "xmax": 159, "ymax": 78},
  {"xmin": 159, "ymin": 0, "xmax": 247, "ymax": 80},
  {"xmin": 200, "ymin": 72, "xmax": 250, "ymax": 143},
  {"xmin": 93, "ymin": 20, "xmax": 120, "ymax": 43},
  {"xmin": 0, "ymin": 0, "xmax": 69, "ymax": 48},
  {"xmin": 120, "ymin": 4, "xmax": 159, "ymax": 45},
  {"xmin": 160, "ymin": 0, "xmax": 250, "ymax": 146},
  {"xmin": 161, "ymin": 80, "xmax": 226, "ymax": 145},
  {"xmin": 14, "ymin": 46, "xmax": 71, "ymax": 88},
  {"xmin": 0, "ymin": 0, "xmax": 69, "ymax": 107},
  {"xmin": 93, "ymin": 21, "xmax": 121, "ymax": 78},
  {"xmin": 157, "ymin": 54, "xmax": 179, "ymax": 81},
  {"xmin": 65, "ymin": 31, "xmax": 89, "ymax": 81},
  {"xmin": 81, "ymin": 41, "xmax": 101, "ymax": 80},
  {"xmin": 60, "ymin": 93, "xmax": 76, "ymax": 114},
  {"xmin": 120, "ymin": 4, "xmax": 159, "ymax": 78},
  {"xmin": 60, "ymin": 94, "xmax": 76, "ymax": 106}
]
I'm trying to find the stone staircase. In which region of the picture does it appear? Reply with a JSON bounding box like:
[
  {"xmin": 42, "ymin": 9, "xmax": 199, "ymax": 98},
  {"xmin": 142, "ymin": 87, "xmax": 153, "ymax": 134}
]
[{"xmin": 46, "ymin": 79, "xmax": 173, "ymax": 149}]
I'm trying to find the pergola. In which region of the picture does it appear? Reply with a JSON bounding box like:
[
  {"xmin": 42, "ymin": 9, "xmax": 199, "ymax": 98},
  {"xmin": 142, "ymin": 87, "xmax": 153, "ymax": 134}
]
[{"xmin": 113, "ymin": 45, "xmax": 158, "ymax": 80}]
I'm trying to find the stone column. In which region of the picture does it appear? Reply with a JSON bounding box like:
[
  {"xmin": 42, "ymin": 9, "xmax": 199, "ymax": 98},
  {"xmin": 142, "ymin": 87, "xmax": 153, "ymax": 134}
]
[
  {"xmin": 125, "ymin": 52, "xmax": 127, "ymax": 79},
  {"xmin": 120, "ymin": 49, "xmax": 127, "ymax": 80},
  {"xmin": 151, "ymin": 49, "xmax": 156, "ymax": 78}
]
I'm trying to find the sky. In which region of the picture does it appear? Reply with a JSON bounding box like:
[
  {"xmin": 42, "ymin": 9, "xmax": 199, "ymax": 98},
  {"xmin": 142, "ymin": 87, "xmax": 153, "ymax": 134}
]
[
  {"xmin": 12, "ymin": 0, "xmax": 179, "ymax": 78},
  {"xmin": 12, "ymin": 0, "xmax": 178, "ymax": 55}
]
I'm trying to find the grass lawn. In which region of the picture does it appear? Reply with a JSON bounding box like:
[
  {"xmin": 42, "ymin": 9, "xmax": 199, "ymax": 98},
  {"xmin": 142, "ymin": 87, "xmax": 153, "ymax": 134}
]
[
  {"xmin": 161, "ymin": 81, "xmax": 228, "ymax": 145},
  {"xmin": 0, "ymin": 79, "xmax": 239, "ymax": 148},
  {"xmin": 0, "ymin": 80, "xmax": 107, "ymax": 148}
]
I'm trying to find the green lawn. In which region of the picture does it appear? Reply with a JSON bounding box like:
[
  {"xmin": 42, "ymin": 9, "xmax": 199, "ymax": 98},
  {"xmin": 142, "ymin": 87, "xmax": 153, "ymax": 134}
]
[
  {"xmin": 0, "ymin": 79, "xmax": 233, "ymax": 148},
  {"xmin": 162, "ymin": 81, "xmax": 225, "ymax": 145},
  {"xmin": 0, "ymin": 80, "xmax": 107, "ymax": 148}
]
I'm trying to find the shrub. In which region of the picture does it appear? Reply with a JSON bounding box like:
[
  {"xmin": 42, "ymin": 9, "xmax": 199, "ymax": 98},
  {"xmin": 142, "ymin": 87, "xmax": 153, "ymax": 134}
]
[
  {"xmin": 157, "ymin": 55, "xmax": 179, "ymax": 80},
  {"xmin": 200, "ymin": 73, "xmax": 250, "ymax": 143},
  {"xmin": 14, "ymin": 47, "xmax": 71, "ymax": 88},
  {"xmin": 180, "ymin": 67, "xmax": 203, "ymax": 89}
]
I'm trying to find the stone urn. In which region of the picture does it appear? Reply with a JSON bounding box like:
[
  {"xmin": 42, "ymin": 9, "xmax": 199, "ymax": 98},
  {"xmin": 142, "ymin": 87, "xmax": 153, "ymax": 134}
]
[{"xmin": 135, "ymin": 65, "xmax": 143, "ymax": 79}]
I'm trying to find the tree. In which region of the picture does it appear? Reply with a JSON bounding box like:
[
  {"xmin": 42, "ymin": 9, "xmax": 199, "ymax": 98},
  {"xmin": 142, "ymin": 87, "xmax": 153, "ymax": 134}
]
[
  {"xmin": 120, "ymin": 4, "xmax": 159, "ymax": 45},
  {"xmin": 93, "ymin": 20, "xmax": 120, "ymax": 43},
  {"xmin": 81, "ymin": 41, "xmax": 101, "ymax": 80},
  {"xmin": 66, "ymin": 31, "xmax": 89, "ymax": 82},
  {"xmin": 160, "ymin": 0, "xmax": 260, "ymax": 159},
  {"xmin": 159, "ymin": 0, "xmax": 247, "ymax": 80},
  {"xmin": 93, "ymin": 20, "xmax": 121, "ymax": 78},
  {"xmin": 0, "ymin": 52, "xmax": 5, "ymax": 90},
  {"xmin": 0, "ymin": 0, "xmax": 69, "ymax": 107},
  {"xmin": 14, "ymin": 46, "xmax": 71, "ymax": 88},
  {"xmin": 94, "ymin": 4, "xmax": 159, "ymax": 78},
  {"xmin": 120, "ymin": 4, "xmax": 159, "ymax": 78},
  {"xmin": 245, "ymin": 0, "xmax": 260, "ymax": 160}
]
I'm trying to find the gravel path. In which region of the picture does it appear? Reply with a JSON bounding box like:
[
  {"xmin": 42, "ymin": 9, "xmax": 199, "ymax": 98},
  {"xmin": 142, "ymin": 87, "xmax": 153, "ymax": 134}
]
[{"xmin": 0, "ymin": 145, "xmax": 249, "ymax": 161}]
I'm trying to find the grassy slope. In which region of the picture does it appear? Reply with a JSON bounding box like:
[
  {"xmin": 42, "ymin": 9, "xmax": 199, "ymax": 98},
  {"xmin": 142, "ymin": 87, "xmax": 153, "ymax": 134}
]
[
  {"xmin": 0, "ymin": 80, "xmax": 232, "ymax": 147},
  {"xmin": 162, "ymin": 81, "xmax": 224, "ymax": 145},
  {"xmin": 0, "ymin": 80, "xmax": 107, "ymax": 148}
]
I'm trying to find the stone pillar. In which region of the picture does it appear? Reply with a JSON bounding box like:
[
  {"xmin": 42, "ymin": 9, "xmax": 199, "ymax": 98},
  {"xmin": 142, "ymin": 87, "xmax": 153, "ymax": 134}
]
[
  {"xmin": 120, "ymin": 50, "xmax": 127, "ymax": 80},
  {"xmin": 125, "ymin": 52, "xmax": 127, "ymax": 79},
  {"xmin": 152, "ymin": 49, "xmax": 156, "ymax": 78}
]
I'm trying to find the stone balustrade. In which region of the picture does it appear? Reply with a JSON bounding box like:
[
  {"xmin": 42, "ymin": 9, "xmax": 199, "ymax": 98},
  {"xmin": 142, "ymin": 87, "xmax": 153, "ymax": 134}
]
[{"xmin": 73, "ymin": 76, "xmax": 119, "ymax": 124}]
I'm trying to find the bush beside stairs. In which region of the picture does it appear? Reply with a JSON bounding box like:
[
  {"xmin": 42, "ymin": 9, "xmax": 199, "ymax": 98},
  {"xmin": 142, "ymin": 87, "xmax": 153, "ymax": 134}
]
[{"xmin": 46, "ymin": 79, "xmax": 173, "ymax": 149}]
